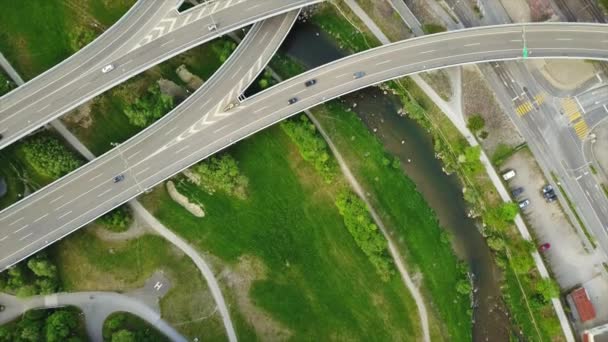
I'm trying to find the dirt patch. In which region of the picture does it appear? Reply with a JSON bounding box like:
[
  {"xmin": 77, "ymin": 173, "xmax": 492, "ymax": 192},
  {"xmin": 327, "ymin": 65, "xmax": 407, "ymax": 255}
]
[
  {"xmin": 221, "ymin": 255, "xmax": 292, "ymax": 341},
  {"xmin": 528, "ymin": 0, "xmax": 554, "ymax": 21},
  {"xmin": 499, "ymin": 0, "xmax": 531, "ymax": 22},
  {"xmin": 166, "ymin": 180, "xmax": 205, "ymax": 218},
  {"xmin": 420, "ymin": 69, "xmax": 452, "ymax": 101},
  {"xmin": 176, "ymin": 65, "xmax": 204, "ymax": 90},
  {"xmin": 63, "ymin": 101, "xmax": 94, "ymax": 129},
  {"xmin": 462, "ymin": 65, "xmax": 524, "ymax": 154},
  {"xmin": 531, "ymin": 59, "xmax": 596, "ymax": 91},
  {"xmin": 158, "ymin": 78, "xmax": 188, "ymax": 101}
]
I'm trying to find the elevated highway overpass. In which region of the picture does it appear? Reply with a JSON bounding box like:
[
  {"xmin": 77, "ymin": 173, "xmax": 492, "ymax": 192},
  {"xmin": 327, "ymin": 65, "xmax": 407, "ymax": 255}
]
[
  {"xmin": 2, "ymin": 22, "xmax": 608, "ymax": 270},
  {"xmin": 0, "ymin": 0, "xmax": 321, "ymax": 150}
]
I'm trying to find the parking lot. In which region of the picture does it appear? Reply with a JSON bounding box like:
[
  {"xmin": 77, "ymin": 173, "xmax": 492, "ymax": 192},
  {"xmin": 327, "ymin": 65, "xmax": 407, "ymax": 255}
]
[{"xmin": 502, "ymin": 149, "xmax": 608, "ymax": 295}]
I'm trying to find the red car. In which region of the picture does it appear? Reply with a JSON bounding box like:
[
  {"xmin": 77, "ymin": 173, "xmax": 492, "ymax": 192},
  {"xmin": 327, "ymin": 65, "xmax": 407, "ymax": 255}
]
[{"xmin": 539, "ymin": 243, "xmax": 551, "ymax": 252}]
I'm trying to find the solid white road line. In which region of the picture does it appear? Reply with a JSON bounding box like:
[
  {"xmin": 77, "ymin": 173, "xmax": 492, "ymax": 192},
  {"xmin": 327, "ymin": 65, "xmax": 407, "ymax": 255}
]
[
  {"xmin": 420, "ymin": 50, "xmax": 436, "ymax": 54},
  {"xmin": 0, "ymin": 236, "xmax": 7, "ymax": 242},
  {"xmin": 375, "ymin": 60, "xmax": 392, "ymax": 66},
  {"xmin": 89, "ymin": 173, "xmax": 105, "ymax": 182},
  {"xmin": 575, "ymin": 96, "xmax": 586, "ymax": 113},
  {"xmin": 464, "ymin": 42, "xmax": 480, "ymax": 47}
]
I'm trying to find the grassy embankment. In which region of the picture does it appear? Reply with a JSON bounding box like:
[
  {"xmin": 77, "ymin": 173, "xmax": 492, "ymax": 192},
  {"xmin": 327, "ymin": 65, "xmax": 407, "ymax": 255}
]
[
  {"xmin": 302, "ymin": 2, "xmax": 563, "ymax": 340},
  {"xmin": 141, "ymin": 124, "xmax": 422, "ymax": 340}
]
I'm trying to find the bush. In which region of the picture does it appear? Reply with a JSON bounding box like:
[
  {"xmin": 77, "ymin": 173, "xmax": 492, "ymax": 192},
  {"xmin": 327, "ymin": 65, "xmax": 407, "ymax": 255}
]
[
  {"xmin": 98, "ymin": 205, "xmax": 133, "ymax": 232},
  {"xmin": 535, "ymin": 279, "xmax": 560, "ymax": 301},
  {"xmin": 467, "ymin": 114, "xmax": 485, "ymax": 133},
  {"xmin": 0, "ymin": 73, "xmax": 14, "ymax": 96},
  {"xmin": 123, "ymin": 83, "xmax": 174, "ymax": 127},
  {"xmin": 0, "ymin": 252, "xmax": 60, "ymax": 297},
  {"xmin": 20, "ymin": 135, "xmax": 83, "ymax": 179},
  {"xmin": 281, "ymin": 115, "xmax": 336, "ymax": 183},
  {"xmin": 335, "ymin": 190, "xmax": 393, "ymax": 281},
  {"xmin": 211, "ymin": 40, "xmax": 237, "ymax": 63},
  {"xmin": 191, "ymin": 154, "xmax": 248, "ymax": 198},
  {"xmin": 483, "ymin": 202, "xmax": 519, "ymax": 232},
  {"xmin": 491, "ymin": 143, "xmax": 517, "ymax": 166},
  {"xmin": 1, "ymin": 308, "xmax": 83, "ymax": 342}
]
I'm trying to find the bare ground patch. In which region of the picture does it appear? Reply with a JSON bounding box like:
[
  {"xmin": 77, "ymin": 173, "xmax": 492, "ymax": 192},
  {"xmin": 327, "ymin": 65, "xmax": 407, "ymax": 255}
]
[
  {"xmin": 462, "ymin": 65, "xmax": 524, "ymax": 154},
  {"xmin": 221, "ymin": 255, "xmax": 292, "ymax": 341}
]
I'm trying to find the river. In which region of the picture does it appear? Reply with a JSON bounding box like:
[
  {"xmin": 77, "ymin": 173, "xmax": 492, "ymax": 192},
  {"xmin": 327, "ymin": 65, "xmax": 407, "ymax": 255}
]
[{"xmin": 280, "ymin": 20, "xmax": 511, "ymax": 341}]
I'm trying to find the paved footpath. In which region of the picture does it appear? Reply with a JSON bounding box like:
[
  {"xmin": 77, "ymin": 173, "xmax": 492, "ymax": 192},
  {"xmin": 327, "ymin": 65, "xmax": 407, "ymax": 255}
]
[{"xmin": 342, "ymin": 1, "xmax": 574, "ymax": 340}]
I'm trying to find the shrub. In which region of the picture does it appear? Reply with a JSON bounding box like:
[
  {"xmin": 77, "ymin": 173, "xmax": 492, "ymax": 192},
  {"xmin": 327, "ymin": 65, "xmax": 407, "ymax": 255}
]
[
  {"xmin": 281, "ymin": 114, "xmax": 336, "ymax": 182},
  {"xmin": 20, "ymin": 135, "xmax": 82, "ymax": 179},
  {"xmin": 123, "ymin": 83, "xmax": 174, "ymax": 127},
  {"xmin": 422, "ymin": 23, "xmax": 447, "ymax": 34},
  {"xmin": 467, "ymin": 114, "xmax": 485, "ymax": 133},
  {"xmin": 335, "ymin": 190, "xmax": 393, "ymax": 281},
  {"xmin": 98, "ymin": 205, "xmax": 133, "ymax": 232},
  {"xmin": 191, "ymin": 154, "xmax": 248, "ymax": 198}
]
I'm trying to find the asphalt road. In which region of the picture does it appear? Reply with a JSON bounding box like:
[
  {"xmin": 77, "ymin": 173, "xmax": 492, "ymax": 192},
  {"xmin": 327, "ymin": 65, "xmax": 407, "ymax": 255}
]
[
  {"xmin": 2, "ymin": 23, "xmax": 608, "ymax": 270},
  {"xmin": 0, "ymin": 0, "xmax": 320, "ymax": 150}
]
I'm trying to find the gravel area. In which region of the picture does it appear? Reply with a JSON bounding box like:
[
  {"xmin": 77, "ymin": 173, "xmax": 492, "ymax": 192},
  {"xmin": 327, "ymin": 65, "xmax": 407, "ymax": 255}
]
[
  {"xmin": 502, "ymin": 149, "xmax": 608, "ymax": 324},
  {"xmin": 531, "ymin": 59, "xmax": 596, "ymax": 92},
  {"xmin": 462, "ymin": 65, "xmax": 524, "ymax": 154}
]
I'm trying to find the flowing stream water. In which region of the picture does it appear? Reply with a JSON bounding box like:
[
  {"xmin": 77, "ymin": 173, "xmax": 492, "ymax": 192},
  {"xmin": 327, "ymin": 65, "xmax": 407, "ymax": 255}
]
[{"xmin": 280, "ymin": 20, "xmax": 511, "ymax": 341}]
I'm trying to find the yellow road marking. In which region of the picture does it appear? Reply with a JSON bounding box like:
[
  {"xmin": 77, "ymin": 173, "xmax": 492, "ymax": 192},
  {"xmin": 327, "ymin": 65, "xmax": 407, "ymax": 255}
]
[
  {"xmin": 568, "ymin": 111, "xmax": 581, "ymax": 122},
  {"xmin": 573, "ymin": 120, "xmax": 588, "ymax": 139},
  {"xmin": 516, "ymin": 101, "xmax": 533, "ymax": 116}
]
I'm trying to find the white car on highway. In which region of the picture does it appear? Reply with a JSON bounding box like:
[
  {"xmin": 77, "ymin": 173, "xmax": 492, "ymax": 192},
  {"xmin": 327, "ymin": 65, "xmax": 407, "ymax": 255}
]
[{"xmin": 101, "ymin": 64, "xmax": 115, "ymax": 73}]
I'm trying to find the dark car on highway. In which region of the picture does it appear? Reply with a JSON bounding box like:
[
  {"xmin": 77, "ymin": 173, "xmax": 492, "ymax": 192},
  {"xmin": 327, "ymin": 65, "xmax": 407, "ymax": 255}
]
[
  {"xmin": 288, "ymin": 97, "xmax": 298, "ymax": 105},
  {"xmin": 113, "ymin": 174, "xmax": 125, "ymax": 183},
  {"xmin": 305, "ymin": 79, "xmax": 317, "ymax": 87}
]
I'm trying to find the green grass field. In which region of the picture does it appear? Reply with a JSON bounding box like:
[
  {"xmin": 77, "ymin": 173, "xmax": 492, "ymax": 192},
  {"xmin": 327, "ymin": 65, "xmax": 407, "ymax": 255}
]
[
  {"xmin": 51, "ymin": 229, "xmax": 227, "ymax": 341},
  {"xmin": 141, "ymin": 125, "xmax": 421, "ymax": 340},
  {"xmin": 0, "ymin": 0, "xmax": 135, "ymax": 80},
  {"xmin": 309, "ymin": 101, "xmax": 472, "ymax": 341}
]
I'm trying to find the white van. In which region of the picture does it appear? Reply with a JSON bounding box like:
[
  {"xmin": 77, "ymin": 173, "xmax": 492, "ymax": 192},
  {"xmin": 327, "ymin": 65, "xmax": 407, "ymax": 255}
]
[{"xmin": 502, "ymin": 169, "xmax": 516, "ymax": 181}]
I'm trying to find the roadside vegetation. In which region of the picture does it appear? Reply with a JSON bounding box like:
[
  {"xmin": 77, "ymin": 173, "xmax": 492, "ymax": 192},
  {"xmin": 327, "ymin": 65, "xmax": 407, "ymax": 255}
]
[
  {"xmin": 0, "ymin": 307, "xmax": 86, "ymax": 342},
  {"xmin": 123, "ymin": 84, "xmax": 174, "ymax": 128},
  {"xmin": 103, "ymin": 312, "xmax": 168, "ymax": 342},
  {"xmin": 98, "ymin": 205, "xmax": 133, "ymax": 233},
  {"xmin": 0, "ymin": 72, "xmax": 14, "ymax": 95},
  {"xmin": 188, "ymin": 154, "xmax": 248, "ymax": 199},
  {"xmin": 0, "ymin": 252, "xmax": 61, "ymax": 297},
  {"xmin": 19, "ymin": 135, "xmax": 83, "ymax": 179}
]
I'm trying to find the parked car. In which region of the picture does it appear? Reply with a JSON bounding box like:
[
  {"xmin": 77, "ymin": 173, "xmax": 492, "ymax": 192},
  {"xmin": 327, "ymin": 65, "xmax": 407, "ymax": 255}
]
[
  {"xmin": 518, "ymin": 199, "xmax": 530, "ymax": 209},
  {"xmin": 539, "ymin": 243, "xmax": 551, "ymax": 252},
  {"xmin": 305, "ymin": 79, "xmax": 317, "ymax": 87},
  {"xmin": 113, "ymin": 174, "xmax": 125, "ymax": 183},
  {"xmin": 542, "ymin": 184, "xmax": 557, "ymax": 202},
  {"xmin": 502, "ymin": 169, "xmax": 516, "ymax": 181},
  {"xmin": 101, "ymin": 64, "xmax": 115, "ymax": 73},
  {"xmin": 511, "ymin": 187, "xmax": 524, "ymax": 197},
  {"xmin": 353, "ymin": 71, "xmax": 366, "ymax": 79},
  {"xmin": 288, "ymin": 97, "xmax": 298, "ymax": 105}
]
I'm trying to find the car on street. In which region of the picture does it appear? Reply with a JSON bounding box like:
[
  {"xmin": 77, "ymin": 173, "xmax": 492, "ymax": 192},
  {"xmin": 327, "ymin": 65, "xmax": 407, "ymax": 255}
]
[
  {"xmin": 518, "ymin": 199, "xmax": 530, "ymax": 209},
  {"xmin": 113, "ymin": 174, "xmax": 125, "ymax": 183},
  {"xmin": 511, "ymin": 187, "xmax": 524, "ymax": 197},
  {"xmin": 101, "ymin": 64, "xmax": 115, "ymax": 73},
  {"xmin": 0, "ymin": 304, "xmax": 4, "ymax": 312},
  {"xmin": 288, "ymin": 97, "xmax": 298, "ymax": 105},
  {"xmin": 539, "ymin": 243, "xmax": 551, "ymax": 252},
  {"xmin": 353, "ymin": 71, "xmax": 366, "ymax": 79},
  {"xmin": 305, "ymin": 79, "xmax": 317, "ymax": 87}
]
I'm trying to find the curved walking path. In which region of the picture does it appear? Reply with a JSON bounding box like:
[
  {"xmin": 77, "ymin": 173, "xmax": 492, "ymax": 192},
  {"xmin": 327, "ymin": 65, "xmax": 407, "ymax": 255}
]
[
  {"xmin": 0, "ymin": 56, "xmax": 237, "ymax": 341},
  {"xmin": 0, "ymin": 291, "xmax": 186, "ymax": 342}
]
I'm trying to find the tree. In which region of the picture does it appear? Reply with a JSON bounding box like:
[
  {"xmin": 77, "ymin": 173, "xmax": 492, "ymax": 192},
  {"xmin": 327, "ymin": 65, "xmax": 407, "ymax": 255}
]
[
  {"xmin": 98, "ymin": 206, "xmax": 132, "ymax": 232},
  {"xmin": 536, "ymin": 279, "xmax": 560, "ymax": 301},
  {"xmin": 456, "ymin": 279, "xmax": 472, "ymax": 295},
  {"xmin": 20, "ymin": 135, "xmax": 82, "ymax": 178},
  {"xmin": 111, "ymin": 329, "xmax": 136, "ymax": 342},
  {"xmin": 17, "ymin": 318, "xmax": 44, "ymax": 342},
  {"xmin": 45, "ymin": 310, "xmax": 78, "ymax": 342},
  {"xmin": 123, "ymin": 84, "xmax": 174, "ymax": 127},
  {"xmin": 483, "ymin": 202, "xmax": 519, "ymax": 231},
  {"xmin": 0, "ymin": 325, "xmax": 13, "ymax": 342},
  {"xmin": 467, "ymin": 114, "xmax": 485, "ymax": 133},
  {"xmin": 27, "ymin": 256, "xmax": 57, "ymax": 278},
  {"xmin": 460, "ymin": 146, "xmax": 483, "ymax": 173}
]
